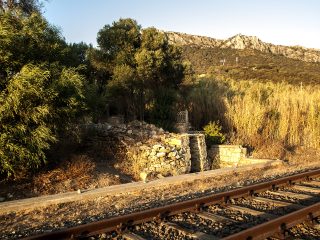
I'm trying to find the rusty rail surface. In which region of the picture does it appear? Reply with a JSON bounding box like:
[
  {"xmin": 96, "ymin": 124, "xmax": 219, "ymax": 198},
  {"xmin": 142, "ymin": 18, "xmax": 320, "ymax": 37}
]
[
  {"xmin": 223, "ymin": 202, "xmax": 320, "ymax": 240},
  {"xmin": 23, "ymin": 168, "xmax": 320, "ymax": 240}
]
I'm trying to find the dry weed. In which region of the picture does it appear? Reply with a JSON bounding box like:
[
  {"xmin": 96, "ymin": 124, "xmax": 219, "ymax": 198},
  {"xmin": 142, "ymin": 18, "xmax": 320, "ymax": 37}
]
[{"xmin": 32, "ymin": 155, "xmax": 96, "ymax": 194}]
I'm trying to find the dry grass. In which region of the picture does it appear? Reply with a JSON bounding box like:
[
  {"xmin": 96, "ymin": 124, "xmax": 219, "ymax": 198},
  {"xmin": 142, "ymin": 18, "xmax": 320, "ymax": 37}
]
[
  {"xmin": 225, "ymin": 80, "xmax": 320, "ymax": 149},
  {"xmin": 32, "ymin": 155, "xmax": 96, "ymax": 194},
  {"xmin": 188, "ymin": 77, "xmax": 320, "ymax": 154}
]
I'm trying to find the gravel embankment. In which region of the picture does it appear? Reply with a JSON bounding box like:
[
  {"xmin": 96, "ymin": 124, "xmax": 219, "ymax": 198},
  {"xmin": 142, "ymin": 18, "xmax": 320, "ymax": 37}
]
[{"xmin": 1, "ymin": 163, "xmax": 320, "ymax": 239}]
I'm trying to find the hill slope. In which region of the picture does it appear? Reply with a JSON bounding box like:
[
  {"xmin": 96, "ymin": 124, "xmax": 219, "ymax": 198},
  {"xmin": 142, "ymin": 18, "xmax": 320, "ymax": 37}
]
[
  {"xmin": 164, "ymin": 32, "xmax": 320, "ymax": 85},
  {"xmin": 166, "ymin": 31, "xmax": 320, "ymax": 63}
]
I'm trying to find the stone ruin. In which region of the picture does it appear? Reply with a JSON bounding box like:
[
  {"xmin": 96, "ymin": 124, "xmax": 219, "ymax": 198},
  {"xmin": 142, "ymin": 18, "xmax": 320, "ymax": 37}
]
[
  {"xmin": 82, "ymin": 119, "xmax": 274, "ymax": 181},
  {"xmin": 82, "ymin": 121, "xmax": 192, "ymax": 180}
]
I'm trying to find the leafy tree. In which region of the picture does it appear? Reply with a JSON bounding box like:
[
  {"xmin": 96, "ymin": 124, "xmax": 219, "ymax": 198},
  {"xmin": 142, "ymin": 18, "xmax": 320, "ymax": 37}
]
[
  {"xmin": 0, "ymin": 64, "xmax": 85, "ymax": 177},
  {"xmin": 0, "ymin": 9, "xmax": 85, "ymax": 177},
  {"xmin": 0, "ymin": 65, "xmax": 55, "ymax": 176},
  {"xmin": 91, "ymin": 19, "xmax": 185, "ymax": 124},
  {"xmin": 0, "ymin": 0, "xmax": 42, "ymax": 15},
  {"xmin": 0, "ymin": 10, "xmax": 67, "ymax": 84}
]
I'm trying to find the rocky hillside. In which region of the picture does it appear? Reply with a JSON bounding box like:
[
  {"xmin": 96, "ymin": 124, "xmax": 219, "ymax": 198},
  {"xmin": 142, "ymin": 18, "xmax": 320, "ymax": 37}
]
[
  {"xmin": 165, "ymin": 31, "xmax": 320, "ymax": 63},
  {"xmin": 161, "ymin": 31, "xmax": 320, "ymax": 85}
]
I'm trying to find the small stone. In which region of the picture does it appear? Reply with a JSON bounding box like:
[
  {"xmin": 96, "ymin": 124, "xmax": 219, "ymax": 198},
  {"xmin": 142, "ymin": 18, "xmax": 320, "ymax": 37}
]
[
  {"xmin": 167, "ymin": 138, "xmax": 182, "ymax": 146},
  {"xmin": 168, "ymin": 152, "xmax": 177, "ymax": 158},
  {"xmin": 157, "ymin": 174, "xmax": 165, "ymax": 179},
  {"xmin": 7, "ymin": 193, "xmax": 13, "ymax": 198},
  {"xmin": 100, "ymin": 233, "xmax": 107, "ymax": 238},
  {"xmin": 77, "ymin": 189, "xmax": 81, "ymax": 194},
  {"xmin": 158, "ymin": 147, "xmax": 166, "ymax": 152},
  {"xmin": 140, "ymin": 172, "xmax": 148, "ymax": 182},
  {"xmin": 0, "ymin": 197, "xmax": 5, "ymax": 202},
  {"xmin": 127, "ymin": 130, "xmax": 133, "ymax": 134},
  {"xmin": 153, "ymin": 144, "xmax": 162, "ymax": 150},
  {"xmin": 156, "ymin": 152, "xmax": 166, "ymax": 158}
]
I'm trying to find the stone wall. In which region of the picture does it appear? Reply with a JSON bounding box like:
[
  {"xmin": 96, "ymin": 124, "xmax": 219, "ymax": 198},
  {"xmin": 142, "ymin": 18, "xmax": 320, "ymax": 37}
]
[
  {"xmin": 82, "ymin": 121, "xmax": 191, "ymax": 181},
  {"xmin": 208, "ymin": 145, "xmax": 247, "ymax": 168},
  {"xmin": 207, "ymin": 145, "xmax": 277, "ymax": 168},
  {"xmin": 129, "ymin": 134, "xmax": 191, "ymax": 181},
  {"xmin": 82, "ymin": 121, "xmax": 278, "ymax": 181}
]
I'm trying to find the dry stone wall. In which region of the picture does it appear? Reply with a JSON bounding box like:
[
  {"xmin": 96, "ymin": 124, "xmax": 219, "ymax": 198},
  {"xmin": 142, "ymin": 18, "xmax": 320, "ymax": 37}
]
[
  {"xmin": 208, "ymin": 145, "xmax": 247, "ymax": 168},
  {"xmin": 82, "ymin": 121, "xmax": 191, "ymax": 181},
  {"xmin": 207, "ymin": 145, "xmax": 277, "ymax": 168},
  {"xmin": 82, "ymin": 121, "xmax": 277, "ymax": 181}
]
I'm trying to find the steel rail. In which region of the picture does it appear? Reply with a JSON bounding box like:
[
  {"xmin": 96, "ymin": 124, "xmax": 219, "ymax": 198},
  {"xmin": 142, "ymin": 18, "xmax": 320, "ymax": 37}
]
[
  {"xmin": 222, "ymin": 202, "xmax": 320, "ymax": 240},
  {"xmin": 23, "ymin": 168, "xmax": 320, "ymax": 240}
]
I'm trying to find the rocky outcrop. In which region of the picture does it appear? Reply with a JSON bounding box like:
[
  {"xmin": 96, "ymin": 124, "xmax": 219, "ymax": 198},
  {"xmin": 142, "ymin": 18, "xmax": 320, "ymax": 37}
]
[{"xmin": 165, "ymin": 31, "xmax": 320, "ymax": 63}]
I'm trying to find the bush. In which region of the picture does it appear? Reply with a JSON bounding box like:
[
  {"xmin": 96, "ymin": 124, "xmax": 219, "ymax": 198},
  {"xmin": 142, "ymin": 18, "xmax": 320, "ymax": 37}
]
[
  {"xmin": 0, "ymin": 64, "xmax": 85, "ymax": 178},
  {"xmin": 203, "ymin": 121, "xmax": 226, "ymax": 145}
]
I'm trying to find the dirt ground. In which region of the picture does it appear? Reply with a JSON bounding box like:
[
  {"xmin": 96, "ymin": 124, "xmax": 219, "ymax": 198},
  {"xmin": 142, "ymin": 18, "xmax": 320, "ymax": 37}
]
[{"xmin": 0, "ymin": 154, "xmax": 134, "ymax": 201}]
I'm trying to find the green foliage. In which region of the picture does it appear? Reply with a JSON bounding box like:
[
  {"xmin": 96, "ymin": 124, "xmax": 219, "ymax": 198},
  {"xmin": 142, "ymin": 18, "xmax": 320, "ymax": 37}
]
[
  {"xmin": 0, "ymin": 9, "xmax": 86, "ymax": 178},
  {"xmin": 0, "ymin": 10, "xmax": 68, "ymax": 83},
  {"xmin": 186, "ymin": 78, "xmax": 230, "ymax": 129},
  {"xmin": 203, "ymin": 121, "xmax": 226, "ymax": 145},
  {"xmin": 0, "ymin": 64, "xmax": 85, "ymax": 177},
  {"xmin": 0, "ymin": 65, "xmax": 55, "ymax": 176},
  {"xmin": 148, "ymin": 87, "xmax": 177, "ymax": 131},
  {"xmin": 91, "ymin": 19, "xmax": 185, "ymax": 124},
  {"xmin": 0, "ymin": 0, "xmax": 42, "ymax": 15}
]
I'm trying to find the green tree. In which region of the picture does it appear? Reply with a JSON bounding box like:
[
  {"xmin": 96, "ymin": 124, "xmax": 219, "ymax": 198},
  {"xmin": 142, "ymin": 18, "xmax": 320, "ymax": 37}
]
[
  {"xmin": 0, "ymin": 10, "xmax": 67, "ymax": 84},
  {"xmin": 0, "ymin": 9, "xmax": 86, "ymax": 177},
  {"xmin": 91, "ymin": 19, "xmax": 185, "ymax": 125},
  {"xmin": 135, "ymin": 27, "xmax": 184, "ymax": 123},
  {"xmin": 0, "ymin": 0, "xmax": 42, "ymax": 15}
]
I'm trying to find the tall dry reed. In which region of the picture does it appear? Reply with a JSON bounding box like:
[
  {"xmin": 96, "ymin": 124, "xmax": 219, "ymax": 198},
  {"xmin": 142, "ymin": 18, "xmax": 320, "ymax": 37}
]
[{"xmin": 188, "ymin": 77, "xmax": 320, "ymax": 149}]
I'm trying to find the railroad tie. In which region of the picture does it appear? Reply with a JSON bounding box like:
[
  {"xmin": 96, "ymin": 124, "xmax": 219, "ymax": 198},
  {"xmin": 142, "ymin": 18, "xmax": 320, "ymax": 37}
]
[
  {"xmin": 252, "ymin": 196, "xmax": 304, "ymax": 210},
  {"xmin": 225, "ymin": 205, "xmax": 277, "ymax": 220},
  {"xmin": 122, "ymin": 232, "xmax": 146, "ymax": 240},
  {"xmin": 267, "ymin": 190, "xmax": 313, "ymax": 200},
  {"xmin": 160, "ymin": 221, "xmax": 218, "ymax": 240},
  {"xmin": 197, "ymin": 211, "xmax": 236, "ymax": 223},
  {"xmin": 292, "ymin": 184, "xmax": 320, "ymax": 194},
  {"xmin": 300, "ymin": 180, "xmax": 320, "ymax": 188}
]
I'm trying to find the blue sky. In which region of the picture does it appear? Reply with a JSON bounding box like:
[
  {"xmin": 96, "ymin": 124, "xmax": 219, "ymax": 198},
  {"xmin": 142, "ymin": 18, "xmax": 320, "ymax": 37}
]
[{"xmin": 43, "ymin": 0, "xmax": 320, "ymax": 49}]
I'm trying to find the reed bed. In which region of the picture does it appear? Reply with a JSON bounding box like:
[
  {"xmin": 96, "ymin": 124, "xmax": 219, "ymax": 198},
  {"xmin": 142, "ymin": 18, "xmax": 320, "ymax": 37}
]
[{"xmin": 187, "ymin": 77, "xmax": 320, "ymax": 150}]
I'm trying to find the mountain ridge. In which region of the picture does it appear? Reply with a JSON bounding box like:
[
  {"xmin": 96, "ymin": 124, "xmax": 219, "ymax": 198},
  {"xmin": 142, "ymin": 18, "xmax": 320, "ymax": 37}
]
[{"xmin": 164, "ymin": 31, "xmax": 320, "ymax": 63}]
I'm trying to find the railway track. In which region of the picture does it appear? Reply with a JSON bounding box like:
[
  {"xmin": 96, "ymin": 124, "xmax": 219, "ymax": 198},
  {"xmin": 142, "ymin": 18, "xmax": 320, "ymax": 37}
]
[{"xmin": 23, "ymin": 168, "xmax": 320, "ymax": 240}]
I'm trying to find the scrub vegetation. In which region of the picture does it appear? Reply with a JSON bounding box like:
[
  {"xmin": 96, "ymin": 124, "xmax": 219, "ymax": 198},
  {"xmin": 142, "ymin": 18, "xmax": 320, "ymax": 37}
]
[{"xmin": 1, "ymin": 0, "xmax": 319, "ymax": 179}]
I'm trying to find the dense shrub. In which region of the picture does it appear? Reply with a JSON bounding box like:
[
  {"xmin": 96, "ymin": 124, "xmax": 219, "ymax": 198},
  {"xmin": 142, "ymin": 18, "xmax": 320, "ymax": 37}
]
[
  {"xmin": 203, "ymin": 121, "xmax": 226, "ymax": 145},
  {"xmin": 0, "ymin": 65, "xmax": 85, "ymax": 177}
]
